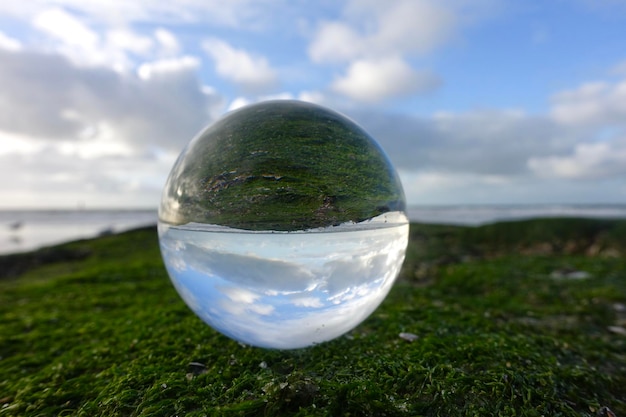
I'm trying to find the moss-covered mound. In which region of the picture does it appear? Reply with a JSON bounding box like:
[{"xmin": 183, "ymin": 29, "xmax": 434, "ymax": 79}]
[{"xmin": 1, "ymin": 218, "xmax": 625, "ymax": 416}]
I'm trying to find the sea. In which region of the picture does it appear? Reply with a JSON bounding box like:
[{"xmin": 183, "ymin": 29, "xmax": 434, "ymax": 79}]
[{"xmin": 1, "ymin": 205, "xmax": 626, "ymax": 256}]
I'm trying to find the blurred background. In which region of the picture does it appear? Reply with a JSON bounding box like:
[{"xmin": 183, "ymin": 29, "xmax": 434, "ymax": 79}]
[{"xmin": 1, "ymin": 0, "xmax": 626, "ymax": 253}]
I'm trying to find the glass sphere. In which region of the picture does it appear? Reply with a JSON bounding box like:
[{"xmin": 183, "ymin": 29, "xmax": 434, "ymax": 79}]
[{"xmin": 158, "ymin": 100, "xmax": 408, "ymax": 349}]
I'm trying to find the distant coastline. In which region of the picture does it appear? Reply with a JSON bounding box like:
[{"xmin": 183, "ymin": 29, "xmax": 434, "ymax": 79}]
[
  {"xmin": 0, "ymin": 209, "xmax": 157, "ymax": 256},
  {"xmin": 1, "ymin": 205, "xmax": 626, "ymax": 255},
  {"xmin": 406, "ymin": 203, "xmax": 626, "ymax": 226}
]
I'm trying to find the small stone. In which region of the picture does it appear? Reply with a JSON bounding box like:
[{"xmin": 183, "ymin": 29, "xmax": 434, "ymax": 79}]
[
  {"xmin": 399, "ymin": 332, "xmax": 419, "ymax": 342},
  {"xmin": 259, "ymin": 361, "xmax": 268, "ymax": 369},
  {"xmin": 567, "ymin": 271, "xmax": 590, "ymax": 279},
  {"xmin": 612, "ymin": 303, "xmax": 626, "ymax": 312},
  {"xmin": 188, "ymin": 362, "xmax": 207, "ymax": 375},
  {"xmin": 608, "ymin": 326, "xmax": 626, "ymax": 336},
  {"xmin": 550, "ymin": 269, "xmax": 590, "ymax": 280},
  {"xmin": 597, "ymin": 406, "xmax": 616, "ymax": 417}
]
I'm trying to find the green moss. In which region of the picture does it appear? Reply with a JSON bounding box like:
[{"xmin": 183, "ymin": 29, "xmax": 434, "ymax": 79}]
[
  {"xmin": 159, "ymin": 101, "xmax": 405, "ymax": 231},
  {"xmin": 1, "ymin": 219, "xmax": 625, "ymax": 416}
]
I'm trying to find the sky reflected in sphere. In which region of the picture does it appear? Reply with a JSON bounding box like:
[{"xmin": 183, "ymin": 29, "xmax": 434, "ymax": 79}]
[
  {"xmin": 158, "ymin": 100, "xmax": 408, "ymax": 349},
  {"xmin": 159, "ymin": 213, "xmax": 408, "ymax": 349}
]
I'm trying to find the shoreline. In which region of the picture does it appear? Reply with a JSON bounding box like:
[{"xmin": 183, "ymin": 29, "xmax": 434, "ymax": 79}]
[
  {"xmin": 3, "ymin": 217, "xmax": 625, "ymax": 282},
  {"xmin": 2, "ymin": 205, "xmax": 626, "ymax": 256}
]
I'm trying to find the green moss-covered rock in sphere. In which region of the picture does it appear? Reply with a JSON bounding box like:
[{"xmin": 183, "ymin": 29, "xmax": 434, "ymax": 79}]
[{"xmin": 159, "ymin": 100, "xmax": 405, "ymax": 231}]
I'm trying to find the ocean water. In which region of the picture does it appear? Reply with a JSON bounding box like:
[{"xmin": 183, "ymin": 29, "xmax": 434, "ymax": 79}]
[
  {"xmin": 406, "ymin": 204, "xmax": 626, "ymax": 226},
  {"xmin": 0, "ymin": 209, "xmax": 157, "ymax": 255},
  {"xmin": 1, "ymin": 205, "xmax": 626, "ymax": 255}
]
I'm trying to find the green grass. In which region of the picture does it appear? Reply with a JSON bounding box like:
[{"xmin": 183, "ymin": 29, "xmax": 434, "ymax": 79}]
[{"xmin": 1, "ymin": 219, "xmax": 625, "ymax": 416}]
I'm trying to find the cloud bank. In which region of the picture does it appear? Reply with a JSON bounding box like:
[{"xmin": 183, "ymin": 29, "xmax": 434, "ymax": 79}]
[{"xmin": 0, "ymin": 1, "xmax": 625, "ymax": 207}]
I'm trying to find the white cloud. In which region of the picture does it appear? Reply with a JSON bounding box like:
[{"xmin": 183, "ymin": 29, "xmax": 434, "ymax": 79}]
[
  {"xmin": 354, "ymin": 0, "xmax": 456, "ymax": 55},
  {"xmin": 354, "ymin": 108, "xmax": 571, "ymax": 176},
  {"xmin": 137, "ymin": 56, "xmax": 199, "ymax": 80},
  {"xmin": 309, "ymin": 0, "xmax": 456, "ymax": 63},
  {"xmin": 154, "ymin": 28, "xmax": 180, "ymax": 56},
  {"xmin": 0, "ymin": 147, "xmax": 175, "ymax": 208},
  {"xmin": 30, "ymin": 7, "xmax": 154, "ymax": 70},
  {"xmin": 0, "ymin": 131, "xmax": 46, "ymax": 155},
  {"xmin": 56, "ymin": 122, "xmax": 135, "ymax": 159},
  {"xmin": 528, "ymin": 140, "xmax": 626, "ymax": 179},
  {"xmin": 227, "ymin": 97, "xmax": 252, "ymax": 111},
  {"xmin": 398, "ymin": 168, "xmax": 626, "ymax": 206},
  {"xmin": 550, "ymin": 79, "xmax": 626, "ymax": 126},
  {"xmin": 106, "ymin": 29, "xmax": 154, "ymax": 56},
  {"xmin": 0, "ymin": 49, "xmax": 218, "ymax": 147},
  {"xmin": 28, "ymin": 7, "xmax": 198, "ymax": 73},
  {"xmin": 0, "ymin": 47, "xmax": 223, "ymax": 208},
  {"xmin": 226, "ymin": 92, "xmax": 294, "ymax": 111},
  {"xmin": 290, "ymin": 296, "xmax": 324, "ymax": 308},
  {"xmin": 307, "ymin": 0, "xmax": 472, "ymax": 103},
  {"xmin": 297, "ymin": 90, "xmax": 328, "ymax": 106},
  {"xmin": 308, "ymin": 21, "xmax": 364, "ymax": 64},
  {"xmin": 3, "ymin": 0, "xmax": 293, "ymax": 30},
  {"xmin": 202, "ymin": 38, "xmax": 277, "ymax": 93},
  {"xmin": 331, "ymin": 57, "xmax": 441, "ymax": 102},
  {"xmin": 517, "ymin": 77, "xmax": 626, "ymax": 183},
  {"xmin": 0, "ymin": 31, "xmax": 22, "ymax": 51},
  {"xmin": 220, "ymin": 286, "xmax": 261, "ymax": 304},
  {"xmin": 33, "ymin": 8, "xmax": 99, "ymax": 50},
  {"xmin": 399, "ymin": 170, "xmax": 509, "ymax": 205}
]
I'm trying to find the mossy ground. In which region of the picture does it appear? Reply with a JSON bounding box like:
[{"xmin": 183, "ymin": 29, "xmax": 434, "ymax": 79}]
[{"xmin": 1, "ymin": 219, "xmax": 625, "ymax": 416}]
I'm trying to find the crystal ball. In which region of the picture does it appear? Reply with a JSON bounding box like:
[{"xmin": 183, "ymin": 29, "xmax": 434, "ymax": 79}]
[{"xmin": 158, "ymin": 100, "xmax": 408, "ymax": 349}]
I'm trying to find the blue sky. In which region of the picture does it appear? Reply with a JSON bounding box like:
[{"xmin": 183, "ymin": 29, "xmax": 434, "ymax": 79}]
[{"xmin": 1, "ymin": 0, "xmax": 626, "ymax": 208}]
